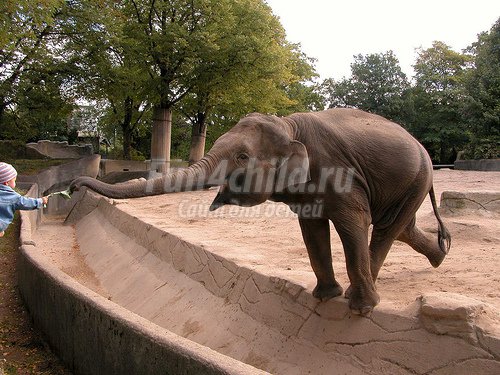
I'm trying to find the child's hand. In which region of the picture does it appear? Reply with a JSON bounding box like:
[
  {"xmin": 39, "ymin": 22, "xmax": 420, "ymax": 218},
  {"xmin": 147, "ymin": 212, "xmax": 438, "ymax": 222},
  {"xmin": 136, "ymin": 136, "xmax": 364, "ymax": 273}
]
[
  {"xmin": 42, "ymin": 196, "xmax": 49, "ymax": 205},
  {"xmin": 0, "ymin": 231, "xmax": 4, "ymax": 237}
]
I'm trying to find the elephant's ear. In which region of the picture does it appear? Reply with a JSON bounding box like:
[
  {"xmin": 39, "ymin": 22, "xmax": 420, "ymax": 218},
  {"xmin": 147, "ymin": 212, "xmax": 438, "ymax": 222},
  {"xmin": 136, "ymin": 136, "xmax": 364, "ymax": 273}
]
[{"xmin": 275, "ymin": 140, "xmax": 311, "ymax": 191}]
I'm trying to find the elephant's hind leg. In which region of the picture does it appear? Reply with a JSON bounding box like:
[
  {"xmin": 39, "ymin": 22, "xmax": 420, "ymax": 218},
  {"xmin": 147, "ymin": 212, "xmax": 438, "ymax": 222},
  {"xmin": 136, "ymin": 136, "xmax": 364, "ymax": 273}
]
[
  {"xmin": 369, "ymin": 228, "xmax": 397, "ymax": 282},
  {"xmin": 397, "ymin": 216, "xmax": 448, "ymax": 268},
  {"xmin": 298, "ymin": 218, "xmax": 343, "ymax": 301}
]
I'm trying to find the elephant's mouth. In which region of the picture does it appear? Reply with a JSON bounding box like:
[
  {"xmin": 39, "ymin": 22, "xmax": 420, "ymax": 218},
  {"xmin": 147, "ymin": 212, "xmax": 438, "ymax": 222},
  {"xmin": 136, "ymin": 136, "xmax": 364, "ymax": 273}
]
[{"xmin": 209, "ymin": 187, "xmax": 266, "ymax": 211}]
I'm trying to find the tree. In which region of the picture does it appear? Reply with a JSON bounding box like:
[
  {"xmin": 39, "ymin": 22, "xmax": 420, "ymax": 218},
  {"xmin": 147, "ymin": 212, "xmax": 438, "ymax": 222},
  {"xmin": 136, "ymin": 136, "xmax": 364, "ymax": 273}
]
[
  {"xmin": 7, "ymin": 60, "xmax": 74, "ymax": 142},
  {"xmin": 76, "ymin": 0, "xmax": 308, "ymax": 169},
  {"xmin": 322, "ymin": 51, "xmax": 410, "ymax": 123},
  {"xmin": 276, "ymin": 48, "xmax": 325, "ymax": 115},
  {"xmin": 0, "ymin": 0, "xmax": 73, "ymax": 140},
  {"xmin": 410, "ymin": 41, "xmax": 471, "ymax": 163},
  {"xmin": 56, "ymin": 0, "xmax": 153, "ymax": 159},
  {"xmin": 463, "ymin": 18, "xmax": 500, "ymax": 159},
  {"xmin": 181, "ymin": 36, "xmax": 320, "ymax": 164}
]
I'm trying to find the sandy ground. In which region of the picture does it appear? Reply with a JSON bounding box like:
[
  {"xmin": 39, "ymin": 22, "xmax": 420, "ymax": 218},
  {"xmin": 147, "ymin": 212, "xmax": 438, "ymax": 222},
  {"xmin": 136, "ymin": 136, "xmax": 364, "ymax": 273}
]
[{"xmin": 35, "ymin": 169, "xmax": 500, "ymax": 311}]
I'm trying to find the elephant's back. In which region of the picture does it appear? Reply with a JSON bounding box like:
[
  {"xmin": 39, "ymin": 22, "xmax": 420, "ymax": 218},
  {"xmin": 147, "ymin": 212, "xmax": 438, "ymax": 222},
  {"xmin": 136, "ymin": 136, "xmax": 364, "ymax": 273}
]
[
  {"xmin": 318, "ymin": 108, "xmax": 412, "ymax": 139},
  {"xmin": 293, "ymin": 108, "xmax": 433, "ymax": 215},
  {"xmin": 293, "ymin": 108, "xmax": 426, "ymax": 163}
]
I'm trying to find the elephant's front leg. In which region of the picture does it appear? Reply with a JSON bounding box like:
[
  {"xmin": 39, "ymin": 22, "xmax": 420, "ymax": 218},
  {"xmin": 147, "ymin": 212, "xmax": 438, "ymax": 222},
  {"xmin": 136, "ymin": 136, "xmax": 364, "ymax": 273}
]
[
  {"xmin": 298, "ymin": 218, "xmax": 343, "ymax": 301},
  {"xmin": 334, "ymin": 217, "xmax": 380, "ymax": 315}
]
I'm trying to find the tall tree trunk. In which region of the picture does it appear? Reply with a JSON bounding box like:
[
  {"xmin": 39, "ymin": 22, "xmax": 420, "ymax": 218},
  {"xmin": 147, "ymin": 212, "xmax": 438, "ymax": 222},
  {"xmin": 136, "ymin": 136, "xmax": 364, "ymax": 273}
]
[
  {"xmin": 151, "ymin": 106, "xmax": 172, "ymax": 173},
  {"xmin": 188, "ymin": 112, "xmax": 207, "ymax": 166}
]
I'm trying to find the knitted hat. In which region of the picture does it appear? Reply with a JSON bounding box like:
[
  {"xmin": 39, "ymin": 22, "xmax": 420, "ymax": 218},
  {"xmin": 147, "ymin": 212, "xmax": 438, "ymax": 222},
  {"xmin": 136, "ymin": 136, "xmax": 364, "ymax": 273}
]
[{"xmin": 0, "ymin": 162, "xmax": 17, "ymax": 183}]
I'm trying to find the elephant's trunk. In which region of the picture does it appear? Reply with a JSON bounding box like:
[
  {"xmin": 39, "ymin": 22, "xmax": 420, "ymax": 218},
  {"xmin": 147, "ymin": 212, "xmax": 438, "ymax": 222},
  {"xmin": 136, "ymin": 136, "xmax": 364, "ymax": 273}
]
[{"xmin": 70, "ymin": 154, "xmax": 224, "ymax": 199}]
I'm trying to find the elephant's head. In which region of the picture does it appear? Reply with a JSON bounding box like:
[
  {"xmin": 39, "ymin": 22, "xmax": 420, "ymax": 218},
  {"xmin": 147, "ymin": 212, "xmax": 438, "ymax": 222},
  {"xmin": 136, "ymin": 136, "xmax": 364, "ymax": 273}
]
[
  {"xmin": 70, "ymin": 113, "xmax": 310, "ymax": 209},
  {"xmin": 208, "ymin": 114, "xmax": 310, "ymax": 210}
]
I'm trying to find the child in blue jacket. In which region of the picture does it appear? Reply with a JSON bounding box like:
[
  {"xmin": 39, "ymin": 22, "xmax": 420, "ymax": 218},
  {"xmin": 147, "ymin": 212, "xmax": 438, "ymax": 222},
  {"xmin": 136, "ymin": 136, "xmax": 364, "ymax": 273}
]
[{"xmin": 0, "ymin": 162, "xmax": 48, "ymax": 237}]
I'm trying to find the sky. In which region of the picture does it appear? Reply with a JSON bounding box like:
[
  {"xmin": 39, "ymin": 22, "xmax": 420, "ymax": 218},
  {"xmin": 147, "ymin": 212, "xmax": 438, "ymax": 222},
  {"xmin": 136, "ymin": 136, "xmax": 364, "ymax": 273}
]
[{"xmin": 265, "ymin": 0, "xmax": 500, "ymax": 81}]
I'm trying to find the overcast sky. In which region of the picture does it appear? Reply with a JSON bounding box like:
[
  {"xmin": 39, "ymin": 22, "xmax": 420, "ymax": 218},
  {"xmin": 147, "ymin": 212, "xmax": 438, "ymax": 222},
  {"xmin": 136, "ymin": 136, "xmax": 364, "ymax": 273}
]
[{"xmin": 265, "ymin": 0, "xmax": 500, "ymax": 81}]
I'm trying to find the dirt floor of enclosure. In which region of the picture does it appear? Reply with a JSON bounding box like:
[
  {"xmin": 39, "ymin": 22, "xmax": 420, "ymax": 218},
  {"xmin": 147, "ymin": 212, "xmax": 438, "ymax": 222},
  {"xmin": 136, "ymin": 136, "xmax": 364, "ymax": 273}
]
[
  {"xmin": 37, "ymin": 170, "xmax": 500, "ymax": 310},
  {"xmin": 37, "ymin": 169, "xmax": 500, "ymax": 311},
  {"xmin": 32, "ymin": 169, "xmax": 500, "ymax": 374}
]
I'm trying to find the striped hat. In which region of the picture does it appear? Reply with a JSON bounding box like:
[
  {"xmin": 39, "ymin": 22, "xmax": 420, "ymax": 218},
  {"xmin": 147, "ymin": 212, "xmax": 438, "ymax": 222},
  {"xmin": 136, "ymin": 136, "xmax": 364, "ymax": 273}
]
[{"xmin": 0, "ymin": 162, "xmax": 18, "ymax": 183}]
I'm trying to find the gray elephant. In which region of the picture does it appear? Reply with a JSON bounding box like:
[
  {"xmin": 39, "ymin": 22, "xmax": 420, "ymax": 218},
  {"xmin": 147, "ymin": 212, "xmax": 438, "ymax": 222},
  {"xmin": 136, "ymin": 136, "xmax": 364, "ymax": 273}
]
[{"xmin": 71, "ymin": 108, "xmax": 451, "ymax": 315}]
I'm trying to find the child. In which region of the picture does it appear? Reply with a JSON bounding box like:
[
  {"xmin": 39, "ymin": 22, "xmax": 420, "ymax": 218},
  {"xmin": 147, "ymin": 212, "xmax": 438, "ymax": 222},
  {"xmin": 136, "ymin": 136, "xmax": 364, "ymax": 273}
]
[{"xmin": 0, "ymin": 162, "xmax": 48, "ymax": 237}]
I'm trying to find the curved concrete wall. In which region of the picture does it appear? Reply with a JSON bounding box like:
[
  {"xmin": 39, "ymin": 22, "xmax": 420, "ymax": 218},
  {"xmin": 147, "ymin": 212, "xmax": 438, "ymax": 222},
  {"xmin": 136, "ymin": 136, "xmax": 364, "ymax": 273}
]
[
  {"xmin": 17, "ymin": 154, "xmax": 101, "ymax": 216},
  {"xmin": 18, "ymin": 184, "xmax": 268, "ymax": 375}
]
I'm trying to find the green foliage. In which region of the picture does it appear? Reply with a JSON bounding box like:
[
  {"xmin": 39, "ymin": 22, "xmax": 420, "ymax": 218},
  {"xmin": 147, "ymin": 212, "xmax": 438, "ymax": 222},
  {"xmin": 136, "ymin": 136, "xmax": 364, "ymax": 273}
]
[
  {"xmin": 1, "ymin": 1, "xmax": 498, "ymax": 164},
  {"xmin": 56, "ymin": 0, "xmax": 319, "ymax": 159},
  {"xmin": 320, "ymin": 24, "xmax": 500, "ymax": 163},
  {"xmin": 462, "ymin": 18, "xmax": 500, "ymax": 158},
  {"xmin": 462, "ymin": 135, "xmax": 500, "ymax": 160},
  {"xmin": 0, "ymin": 140, "xmax": 29, "ymax": 159},
  {"xmin": 0, "ymin": 0, "xmax": 73, "ymax": 141},
  {"xmin": 410, "ymin": 42, "xmax": 472, "ymax": 163},
  {"xmin": 322, "ymin": 51, "xmax": 410, "ymax": 124}
]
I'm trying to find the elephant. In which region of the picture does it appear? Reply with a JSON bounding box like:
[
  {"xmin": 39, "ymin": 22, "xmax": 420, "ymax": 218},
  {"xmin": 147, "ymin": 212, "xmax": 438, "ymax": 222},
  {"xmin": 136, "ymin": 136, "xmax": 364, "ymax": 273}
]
[{"xmin": 71, "ymin": 108, "xmax": 451, "ymax": 315}]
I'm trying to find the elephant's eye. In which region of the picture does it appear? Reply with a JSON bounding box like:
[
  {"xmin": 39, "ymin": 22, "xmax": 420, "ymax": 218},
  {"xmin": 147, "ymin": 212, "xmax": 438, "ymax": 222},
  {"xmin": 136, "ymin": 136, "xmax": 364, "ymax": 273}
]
[{"xmin": 237, "ymin": 153, "xmax": 249, "ymax": 161}]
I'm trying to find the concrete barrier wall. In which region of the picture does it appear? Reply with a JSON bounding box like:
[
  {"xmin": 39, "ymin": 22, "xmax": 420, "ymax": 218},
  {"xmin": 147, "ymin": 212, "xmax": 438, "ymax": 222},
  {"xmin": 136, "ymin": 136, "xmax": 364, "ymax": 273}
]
[
  {"xmin": 26, "ymin": 140, "xmax": 93, "ymax": 159},
  {"xmin": 17, "ymin": 185, "xmax": 267, "ymax": 375},
  {"xmin": 99, "ymin": 159, "xmax": 187, "ymax": 177},
  {"xmin": 455, "ymin": 159, "xmax": 500, "ymax": 171},
  {"xmin": 63, "ymin": 192, "xmax": 500, "ymax": 374},
  {"xmin": 99, "ymin": 159, "xmax": 151, "ymax": 177},
  {"xmin": 17, "ymin": 155, "xmax": 100, "ymax": 216}
]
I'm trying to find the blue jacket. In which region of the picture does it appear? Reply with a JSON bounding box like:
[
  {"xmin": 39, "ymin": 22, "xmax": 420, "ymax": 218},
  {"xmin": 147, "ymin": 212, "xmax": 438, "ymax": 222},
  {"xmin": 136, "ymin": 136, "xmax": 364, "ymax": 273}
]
[{"xmin": 0, "ymin": 185, "xmax": 42, "ymax": 232}]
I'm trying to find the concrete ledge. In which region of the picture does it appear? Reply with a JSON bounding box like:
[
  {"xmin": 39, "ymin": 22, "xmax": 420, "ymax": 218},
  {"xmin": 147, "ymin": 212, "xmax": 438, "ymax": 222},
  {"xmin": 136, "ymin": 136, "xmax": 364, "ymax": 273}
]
[
  {"xmin": 441, "ymin": 191, "xmax": 500, "ymax": 213},
  {"xmin": 99, "ymin": 159, "xmax": 151, "ymax": 176},
  {"xmin": 99, "ymin": 159, "xmax": 187, "ymax": 177},
  {"xmin": 26, "ymin": 140, "xmax": 93, "ymax": 159},
  {"xmin": 18, "ymin": 185, "xmax": 267, "ymax": 375},
  {"xmin": 455, "ymin": 159, "xmax": 500, "ymax": 171}
]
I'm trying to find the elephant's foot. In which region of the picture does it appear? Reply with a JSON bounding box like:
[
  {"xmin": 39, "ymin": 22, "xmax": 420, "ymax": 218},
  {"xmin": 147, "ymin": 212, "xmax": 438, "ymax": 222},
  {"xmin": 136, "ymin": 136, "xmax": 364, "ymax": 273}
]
[
  {"xmin": 346, "ymin": 285, "xmax": 380, "ymax": 316},
  {"xmin": 312, "ymin": 282, "xmax": 343, "ymax": 302},
  {"xmin": 426, "ymin": 250, "xmax": 447, "ymax": 268}
]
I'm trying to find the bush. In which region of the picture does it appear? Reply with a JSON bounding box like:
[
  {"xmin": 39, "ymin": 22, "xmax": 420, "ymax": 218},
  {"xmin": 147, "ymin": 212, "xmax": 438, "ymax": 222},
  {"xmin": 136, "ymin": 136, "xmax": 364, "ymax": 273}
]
[
  {"xmin": 0, "ymin": 140, "xmax": 30, "ymax": 159},
  {"xmin": 462, "ymin": 136, "xmax": 500, "ymax": 160}
]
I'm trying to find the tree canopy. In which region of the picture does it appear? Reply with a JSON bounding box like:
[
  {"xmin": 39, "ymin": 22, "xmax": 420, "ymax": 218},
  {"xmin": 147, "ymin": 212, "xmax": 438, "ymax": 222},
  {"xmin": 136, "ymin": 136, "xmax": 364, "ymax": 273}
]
[
  {"xmin": 0, "ymin": 0, "xmax": 73, "ymax": 142},
  {"xmin": 1, "ymin": 0, "xmax": 320, "ymax": 160},
  {"xmin": 321, "ymin": 19, "xmax": 500, "ymax": 163},
  {"xmin": 462, "ymin": 18, "xmax": 500, "ymax": 159},
  {"xmin": 1, "ymin": 3, "xmax": 498, "ymax": 164},
  {"xmin": 322, "ymin": 51, "xmax": 410, "ymax": 124}
]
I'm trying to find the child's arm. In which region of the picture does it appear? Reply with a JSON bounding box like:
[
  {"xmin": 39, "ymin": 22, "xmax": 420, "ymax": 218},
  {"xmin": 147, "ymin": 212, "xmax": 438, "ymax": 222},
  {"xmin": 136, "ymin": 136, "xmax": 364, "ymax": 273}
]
[{"xmin": 14, "ymin": 195, "xmax": 48, "ymax": 210}]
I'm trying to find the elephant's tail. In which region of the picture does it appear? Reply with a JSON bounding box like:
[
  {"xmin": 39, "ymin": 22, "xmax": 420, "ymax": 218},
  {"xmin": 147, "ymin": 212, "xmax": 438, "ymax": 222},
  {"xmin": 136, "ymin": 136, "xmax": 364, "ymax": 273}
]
[{"xmin": 429, "ymin": 186, "xmax": 451, "ymax": 254}]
